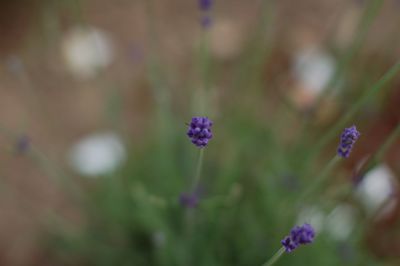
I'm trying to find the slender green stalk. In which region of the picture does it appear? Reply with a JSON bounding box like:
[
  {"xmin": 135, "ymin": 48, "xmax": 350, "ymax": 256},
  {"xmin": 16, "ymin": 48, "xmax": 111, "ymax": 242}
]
[
  {"xmin": 191, "ymin": 148, "xmax": 205, "ymax": 191},
  {"xmin": 375, "ymin": 123, "xmax": 400, "ymax": 161},
  {"xmin": 262, "ymin": 247, "xmax": 285, "ymax": 266},
  {"xmin": 196, "ymin": 29, "xmax": 211, "ymax": 114},
  {"xmin": 231, "ymin": 0, "xmax": 275, "ymax": 95},
  {"xmin": 309, "ymin": 61, "xmax": 400, "ymax": 159},
  {"xmin": 297, "ymin": 155, "xmax": 341, "ymax": 205},
  {"xmin": 348, "ymin": 122, "xmax": 400, "ymax": 184},
  {"xmin": 144, "ymin": 0, "xmax": 177, "ymax": 186},
  {"xmin": 72, "ymin": 0, "xmax": 85, "ymax": 26},
  {"xmin": 183, "ymin": 149, "xmax": 205, "ymax": 265},
  {"xmin": 145, "ymin": 0, "xmax": 170, "ymax": 109},
  {"xmin": 200, "ymin": 30, "xmax": 211, "ymax": 87}
]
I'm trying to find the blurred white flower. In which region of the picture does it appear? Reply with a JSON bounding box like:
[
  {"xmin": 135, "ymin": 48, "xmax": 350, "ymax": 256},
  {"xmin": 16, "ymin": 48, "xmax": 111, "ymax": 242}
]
[
  {"xmin": 62, "ymin": 27, "xmax": 114, "ymax": 78},
  {"xmin": 68, "ymin": 132, "xmax": 126, "ymax": 177},
  {"xmin": 356, "ymin": 164, "xmax": 395, "ymax": 214},
  {"xmin": 297, "ymin": 206, "xmax": 325, "ymax": 232},
  {"xmin": 292, "ymin": 47, "xmax": 336, "ymax": 95},
  {"xmin": 325, "ymin": 204, "xmax": 356, "ymax": 241}
]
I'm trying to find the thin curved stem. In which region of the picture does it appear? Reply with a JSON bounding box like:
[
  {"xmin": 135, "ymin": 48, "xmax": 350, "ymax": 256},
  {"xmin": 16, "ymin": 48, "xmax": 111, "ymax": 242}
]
[
  {"xmin": 191, "ymin": 148, "xmax": 205, "ymax": 191},
  {"xmin": 375, "ymin": 123, "xmax": 400, "ymax": 161},
  {"xmin": 298, "ymin": 155, "xmax": 341, "ymax": 204},
  {"xmin": 262, "ymin": 247, "xmax": 285, "ymax": 266}
]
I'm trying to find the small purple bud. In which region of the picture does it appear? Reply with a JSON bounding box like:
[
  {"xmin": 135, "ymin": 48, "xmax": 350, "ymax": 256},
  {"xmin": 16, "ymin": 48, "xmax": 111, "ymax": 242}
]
[
  {"xmin": 201, "ymin": 15, "xmax": 212, "ymax": 29},
  {"xmin": 337, "ymin": 125, "xmax": 360, "ymax": 158},
  {"xmin": 179, "ymin": 192, "xmax": 199, "ymax": 208},
  {"xmin": 198, "ymin": 0, "xmax": 212, "ymax": 11},
  {"xmin": 281, "ymin": 236, "xmax": 298, "ymax": 252},
  {"xmin": 187, "ymin": 117, "xmax": 213, "ymax": 148},
  {"xmin": 282, "ymin": 223, "xmax": 315, "ymax": 252},
  {"xmin": 15, "ymin": 135, "xmax": 30, "ymax": 154}
]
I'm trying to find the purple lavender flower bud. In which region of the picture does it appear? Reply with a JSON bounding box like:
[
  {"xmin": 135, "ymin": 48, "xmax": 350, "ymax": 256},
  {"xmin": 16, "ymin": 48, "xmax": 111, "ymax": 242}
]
[
  {"xmin": 187, "ymin": 117, "xmax": 213, "ymax": 148},
  {"xmin": 179, "ymin": 192, "xmax": 199, "ymax": 208},
  {"xmin": 201, "ymin": 15, "xmax": 212, "ymax": 29},
  {"xmin": 198, "ymin": 0, "xmax": 212, "ymax": 11},
  {"xmin": 15, "ymin": 135, "xmax": 30, "ymax": 154},
  {"xmin": 281, "ymin": 223, "xmax": 315, "ymax": 252},
  {"xmin": 337, "ymin": 125, "xmax": 360, "ymax": 158},
  {"xmin": 281, "ymin": 236, "xmax": 298, "ymax": 252},
  {"xmin": 291, "ymin": 223, "xmax": 315, "ymax": 244}
]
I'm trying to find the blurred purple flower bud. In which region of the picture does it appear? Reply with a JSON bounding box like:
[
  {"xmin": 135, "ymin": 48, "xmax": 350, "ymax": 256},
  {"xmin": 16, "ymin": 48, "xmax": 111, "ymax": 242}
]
[
  {"xmin": 337, "ymin": 125, "xmax": 360, "ymax": 158},
  {"xmin": 187, "ymin": 117, "xmax": 213, "ymax": 148},
  {"xmin": 201, "ymin": 15, "xmax": 212, "ymax": 29},
  {"xmin": 198, "ymin": 0, "xmax": 212, "ymax": 11},
  {"xmin": 281, "ymin": 223, "xmax": 315, "ymax": 252},
  {"xmin": 15, "ymin": 135, "xmax": 30, "ymax": 154},
  {"xmin": 179, "ymin": 192, "xmax": 199, "ymax": 208}
]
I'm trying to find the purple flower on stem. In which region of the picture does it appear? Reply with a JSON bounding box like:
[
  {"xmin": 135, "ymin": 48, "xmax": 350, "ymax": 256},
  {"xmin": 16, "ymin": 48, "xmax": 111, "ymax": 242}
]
[
  {"xmin": 15, "ymin": 135, "xmax": 30, "ymax": 154},
  {"xmin": 337, "ymin": 125, "xmax": 360, "ymax": 158},
  {"xmin": 291, "ymin": 223, "xmax": 315, "ymax": 244},
  {"xmin": 179, "ymin": 192, "xmax": 199, "ymax": 208},
  {"xmin": 198, "ymin": 0, "xmax": 213, "ymax": 29},
  {"xmin": 201, "ymin": 15, "xmax": 212, "ymax": 29},
  {"xmin": 198, "ymin": 0, "xmax": 213, "ymax": 11},
  {"xmin": 187, "ymin": 117, "xmax": 213, "ymax": 148},
  {"xmin": 281, "ymin": 223, "xmax": 315, "ymax": 253},
  {"xmin": 281, "ymin": 236, "xmax": 297, "ymax": 252}
]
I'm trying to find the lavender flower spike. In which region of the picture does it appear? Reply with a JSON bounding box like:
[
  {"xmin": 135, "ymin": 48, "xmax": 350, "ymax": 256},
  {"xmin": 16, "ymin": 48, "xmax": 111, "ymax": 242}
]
[
  {"xmin": 337, "ymin": 125, "xmax": 360, "ymax": 158},
  {"xmin": 179, "ymin": 192, "xmax": 199, "ymax": 208},
  {"xmin": 281, "ymin": 223, "xmax": 315, "ymax": 253},
  {"xmin": 198, "ymin": 0, "xmax": 213, "ymax": 11},
  {"xmin": 201, "ymin": 15, "xmax": 212, "ymax": 29},
  {"xmin": 15, "ymin": 135, "xmax": 30, "ymax": 154},
  {"xmin": 187, "ymin": 117, "xmax": 213, "ymax": 148}
]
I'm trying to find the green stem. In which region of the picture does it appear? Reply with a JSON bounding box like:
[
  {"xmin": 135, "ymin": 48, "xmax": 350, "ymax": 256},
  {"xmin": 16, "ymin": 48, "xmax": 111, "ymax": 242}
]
[
  {"xmin": 184, "ymin": 149, "xmax": 205, "ymax": 264},
  {"xmin": 72, "ymin": 0, "xmax": 85, "ymax": 26},
  {"xmin": 230, "ymin": 0, "xmax": 275, "ymax": 99},
  {"xmin": 351, "ymin": 122, "xmax": 400, "ymax": 182},
  {"xmin": 191, "ymin": 148, "xmax": 205, "ymax": 191},
  {"xmin": 145, "ymin": 0, "xmax": 170, "ymax": 110},
  {"xmin": 297, "ymin": 155, "xmax": 341, "ymax": 205},
  {"xmin": 262, "ymin": 247, "xmax": 285, "ymax": 266},
  {"xmin": 196, "ymin": 29, "xmax": 211, "ymax": 114},
  {"xmin": 375, "ymin": 123, "xmax": 400, "ymax": 161}
]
